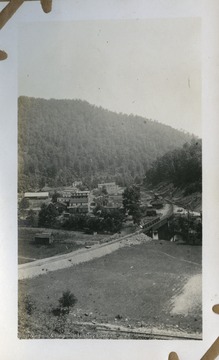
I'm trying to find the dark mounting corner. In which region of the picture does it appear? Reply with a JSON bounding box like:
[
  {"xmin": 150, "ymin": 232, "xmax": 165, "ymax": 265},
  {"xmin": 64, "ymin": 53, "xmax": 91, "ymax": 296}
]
[{"xmin": 0, "ymin": 0, "xmax": 52, "ymax": 60}]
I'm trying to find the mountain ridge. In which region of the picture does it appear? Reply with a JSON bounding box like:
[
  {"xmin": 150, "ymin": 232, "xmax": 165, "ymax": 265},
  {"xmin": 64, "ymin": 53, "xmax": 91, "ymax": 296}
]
[{"xmin": 18, "ymin": 96, "xmax": 195, "ymax": 191}]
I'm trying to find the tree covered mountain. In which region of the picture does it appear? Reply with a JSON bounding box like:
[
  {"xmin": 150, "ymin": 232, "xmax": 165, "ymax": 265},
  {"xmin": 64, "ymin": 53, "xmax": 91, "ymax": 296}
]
[
  {"xmin": 144, "ymin": 139, "xmax": 202, "ymax": 195},
  {"xmin": 18, "ymin": 96, "xmax": 194, "ymax": 191}
]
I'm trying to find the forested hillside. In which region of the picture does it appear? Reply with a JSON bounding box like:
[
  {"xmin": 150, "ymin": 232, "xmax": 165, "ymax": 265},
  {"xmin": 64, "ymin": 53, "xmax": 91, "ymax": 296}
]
[
  {"xmin": 18, "ymin": 96, "xmax": 193, "ymax": 191},
  {"xmin": 144, "ymin": 139, "xmax": 202, "ymax": 195}
]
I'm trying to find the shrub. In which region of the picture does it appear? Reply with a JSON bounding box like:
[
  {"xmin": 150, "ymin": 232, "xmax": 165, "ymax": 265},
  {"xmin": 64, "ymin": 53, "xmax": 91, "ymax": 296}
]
[
  {"xmin": 58, "ymin": 290, "xmax": 77, "ymax": 310},
  {"xmin": 184, "ymin": 181, "xmax": 202, "ymax": 196},
  {"xmin": 24, "ymin": 295, "xmax": 35, "ymax": 315}
]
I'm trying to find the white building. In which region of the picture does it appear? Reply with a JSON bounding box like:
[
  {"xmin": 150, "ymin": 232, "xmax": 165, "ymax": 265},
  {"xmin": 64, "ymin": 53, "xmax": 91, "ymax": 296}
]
[
  {"xmin": 72, "ymin": 180, "xmax": 83, "ymax": 187},
  {"xmin": 98, "ymin": 182, "xmax": 119, "ymax": 195},
  {"xmin": 24, "ymin": 192, "xmax": 49, "ymax": 199}
]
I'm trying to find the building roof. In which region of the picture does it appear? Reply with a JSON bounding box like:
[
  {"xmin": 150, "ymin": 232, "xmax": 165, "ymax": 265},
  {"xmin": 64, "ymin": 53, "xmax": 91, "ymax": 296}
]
[
  {"xmin": 35, "ymin": 232, "xmax": 53, "ymax": 238},
  {"xmin": 24, "ymin": 192, "xmax": 49, "ymax": 198},
  {"xmin": 55, "ymin": 201, "xmax": 67, "ymax": 207},
  {"xmin": 69, "ymin": 198, "xmax": 88, "ymax": 204},
  {"xmin": 98, "ymin": 182, "xmax": 116, "ymax": 187},
  {"xmin": 75, "ymin": 191, "xmax": 90, "ymax": 195},
  {"xmin": 61, "ymin": 190, "xmax": 89, "ymax": 196}
]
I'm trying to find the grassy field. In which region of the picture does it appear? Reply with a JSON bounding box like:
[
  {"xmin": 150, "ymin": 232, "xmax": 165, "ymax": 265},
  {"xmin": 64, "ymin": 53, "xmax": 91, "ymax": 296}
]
[
  {"xmin": 18, "ymin": 227, "xmax": 111, "ymax": 264},
  {"xmin": 18, "ymin": 240, "xmax": 202, "ymax": 339}
]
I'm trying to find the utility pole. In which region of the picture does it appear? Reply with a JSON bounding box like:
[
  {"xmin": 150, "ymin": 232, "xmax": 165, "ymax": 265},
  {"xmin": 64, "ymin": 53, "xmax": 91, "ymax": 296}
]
[{"xmin": 187, "ymin": 207, "xmax": 190, "ymax": 244}]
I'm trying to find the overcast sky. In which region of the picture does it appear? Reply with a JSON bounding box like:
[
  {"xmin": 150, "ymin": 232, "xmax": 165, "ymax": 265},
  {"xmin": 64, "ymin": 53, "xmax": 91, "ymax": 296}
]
[{"xmin": 18, "ymin": 18, "xmax": 201, "ymax": 136}]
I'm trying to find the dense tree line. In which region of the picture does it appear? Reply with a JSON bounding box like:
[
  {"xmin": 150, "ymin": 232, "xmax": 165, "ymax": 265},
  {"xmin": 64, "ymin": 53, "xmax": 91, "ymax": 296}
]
[
  {"xmin": 168, "ymin": 216, "xmax": 202, "ymax": 244},
  {"xmin": 144, "ymin": 139, "xmax": 202, "ymax": 194},
  {"xmin": 18, "ymin": 96, "xmax": 193, "ymax": 192},
  {"xmin": 62, "ymin": 207, "xmax": 124, "ymax": 233},
  {"xmin": 37, "ymin": 202, "xmax": 124, "ymax": 233}
]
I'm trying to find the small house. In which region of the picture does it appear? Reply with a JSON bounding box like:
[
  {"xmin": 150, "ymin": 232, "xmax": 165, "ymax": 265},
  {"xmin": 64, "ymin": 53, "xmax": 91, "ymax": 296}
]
[
  {"xmin": 34, "ymin": 232, "xmax": 54, "ymax": 245},
  {"xmin": 151, "ymin": 200, "xmax": 163, "ymax": 209},
  {"xmin": 146, "ymin": 209, "xmax": 157, "ymax": 217}
]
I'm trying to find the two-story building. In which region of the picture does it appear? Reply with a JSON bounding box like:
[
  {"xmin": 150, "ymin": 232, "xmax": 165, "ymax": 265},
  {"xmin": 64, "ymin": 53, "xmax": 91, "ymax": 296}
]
[
  {"xmin": 98, "ymin": 182, "xmax": 119, "ymax": 195},
  {"xmin": 68, "ymin": 191, "xmax": 90, "ymax": 214},
  {"xmin": 57, "ymin": 190, "xmax": 91, "ymax": 214}
]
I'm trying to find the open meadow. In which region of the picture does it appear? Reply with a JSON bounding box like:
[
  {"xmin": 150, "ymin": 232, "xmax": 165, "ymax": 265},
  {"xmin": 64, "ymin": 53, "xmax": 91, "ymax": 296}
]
[
  {"xmin": 18, "ymin": 227, "xmax": 111, "ymax": 264},
  {"xmin": 18, "ymin": 240, "xmax": 202, "ymax": 339}
]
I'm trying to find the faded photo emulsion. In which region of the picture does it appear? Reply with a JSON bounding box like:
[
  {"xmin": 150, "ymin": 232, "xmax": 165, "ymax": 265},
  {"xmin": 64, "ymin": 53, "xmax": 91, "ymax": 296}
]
[{"xmin": 18, "ymin": 18, "xmax": 202, "ymax": 340}]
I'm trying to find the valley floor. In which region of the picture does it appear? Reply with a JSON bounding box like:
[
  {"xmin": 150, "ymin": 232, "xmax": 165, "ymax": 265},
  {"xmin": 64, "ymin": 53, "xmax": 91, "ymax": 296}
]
[{"xmin": 18, "ymin": 239, "xmax": 202, "ymax": 339}]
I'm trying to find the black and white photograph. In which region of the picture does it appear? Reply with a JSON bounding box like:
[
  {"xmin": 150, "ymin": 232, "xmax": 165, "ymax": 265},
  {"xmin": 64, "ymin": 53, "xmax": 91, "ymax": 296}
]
[
  {"xmin": 17, "ymin": 17, "xmax": 202, "ymax": 340},
  {"xmin": 0, "ymin": 0, "xmax": 219, "ymax": 358}
]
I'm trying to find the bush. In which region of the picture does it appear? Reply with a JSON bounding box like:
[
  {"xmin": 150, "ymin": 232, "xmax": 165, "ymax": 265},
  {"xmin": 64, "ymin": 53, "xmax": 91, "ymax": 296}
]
[
  {"xmin": 24, "ymin": 295, "xmax": 35, "ymax": 315},
  {"xmin": 184, "ymin": 181, "xmax": 202, "ymax": 196},
  {"xmin": 58, "ymin": 290, "xmax": 77, "ymax": 310}
]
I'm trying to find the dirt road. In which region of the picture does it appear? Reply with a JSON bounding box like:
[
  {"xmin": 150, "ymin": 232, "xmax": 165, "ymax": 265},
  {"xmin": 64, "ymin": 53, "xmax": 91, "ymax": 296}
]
[
  {"xmin": 18, "ymin": 202, "xmax": 174, "ymax": 280},
  {"xmin": 18, "ymin": 231, "xmax": 151, "ymax": 280},
  {"xmin": 170, "ymin": 273, "xmax": 202, "ymax": 316},
  {"xmin": 158, "ymin": 203, "xmax": 173, "ymax": 217}
]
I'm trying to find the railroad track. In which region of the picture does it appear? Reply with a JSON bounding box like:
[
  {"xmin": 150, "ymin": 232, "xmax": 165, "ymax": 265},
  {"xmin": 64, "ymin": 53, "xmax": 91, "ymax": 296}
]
[
  {"xmin": 68, "ymin": 321, "xmax": 202, "ymax": 340},
  {"xmin": 18, "ymin": 202, "xmax": 173, "ymax": 279}
]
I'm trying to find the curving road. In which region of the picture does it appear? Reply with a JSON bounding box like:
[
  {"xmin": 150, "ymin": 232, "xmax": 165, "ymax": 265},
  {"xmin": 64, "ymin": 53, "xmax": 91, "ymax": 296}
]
[
  {"xmin": 18, "ymin": 230, "xmax": 151, "ymax": 280},
  {"xmin": 18, "ymin": 201, "xmax": 173, "ymax": 281}
]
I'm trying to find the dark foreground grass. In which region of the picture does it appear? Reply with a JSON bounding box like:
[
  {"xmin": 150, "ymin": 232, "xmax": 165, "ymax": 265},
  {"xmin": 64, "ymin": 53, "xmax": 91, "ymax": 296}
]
[{"xmin": 18, "ymin": 240, "xmax": 202, "ymax": 339}]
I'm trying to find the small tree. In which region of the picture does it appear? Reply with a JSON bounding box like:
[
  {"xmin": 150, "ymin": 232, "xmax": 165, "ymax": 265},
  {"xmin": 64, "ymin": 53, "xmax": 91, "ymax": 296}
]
[
  {"xmin": 38, "ymin": 203, "xmax": 58, "ymax": 227},
  {"xmin": 19, "ymin": 197, "xmax": 30, "ymax": 210},
  {"xmin": 101, "ymin": 186, "xmax": 108, "ymax": 195},
  {"xmin": 24, "ymin": 295, "xmax": 35, "ymax": 315},
  {"xmin": 123, "ymin": 185, "xmax": 141, "ymax": 223},
  {"xmin": 58, "ymin": 290, "xmax": 77, "ymax": 313},
  {"xmin": 52, "ymin": 191, "xmax": 61, "ymax": 203},
  {"xmin": 132, "ymin": 207, "xmax": 142, "ymax": 225},
  {"xmin": 168, "ymin": 215, "xmax": 201, "ymax": 244},
  {"xmin": 26, "ymin": 209, "xmax": 38, "ymax": 227},
  {"xmin": 19, "ymin": 197, "xmax": 30, "ymax": 216},
  {"xmin": 195, "ymin": 222, "xmax": 202, "ymax": 244}
]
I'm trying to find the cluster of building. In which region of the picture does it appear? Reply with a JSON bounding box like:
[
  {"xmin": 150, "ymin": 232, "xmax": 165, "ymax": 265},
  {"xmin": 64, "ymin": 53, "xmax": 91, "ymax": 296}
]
[
  {"xmin": 20, "ymin": 182, "xmax": 124, "ymax": 220},
  {"xmin": 57, "ymin": 190, "xmax": 91, "ymax": 214}
]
